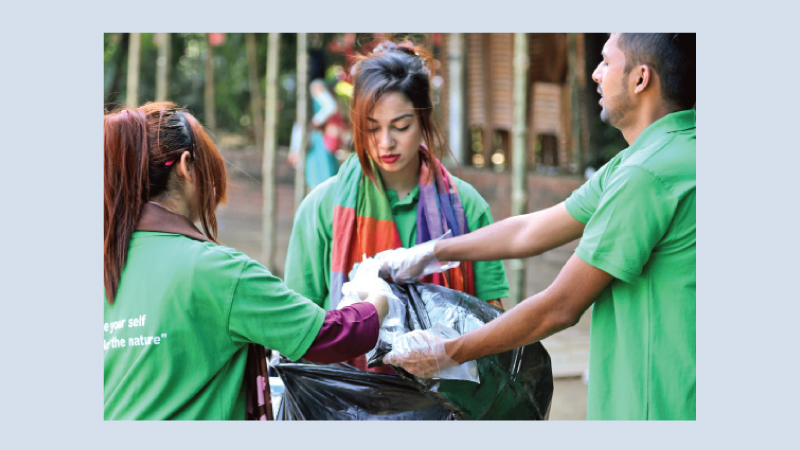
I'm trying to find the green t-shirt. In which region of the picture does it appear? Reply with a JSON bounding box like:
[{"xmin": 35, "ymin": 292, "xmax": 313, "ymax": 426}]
[
  {"xmin": 285, "ymin": 175, "xmax": 509, "ymax": 310},
  {"xmin": 565, "ymin": 110, "xmax": 696, "ymax": 420},
  {"xmin": 104, "ymin": 232, "xmax": 325, "ymax": 420}
]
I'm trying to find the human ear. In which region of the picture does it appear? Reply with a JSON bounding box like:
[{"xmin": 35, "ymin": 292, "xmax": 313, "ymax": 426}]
[
  {"xmin": 634, "ymin": 65, "xmax": 651, "ymax": 94},
  {"xmin": 176, "ymin": 151, "xmax": 194, "ymax": 181}
]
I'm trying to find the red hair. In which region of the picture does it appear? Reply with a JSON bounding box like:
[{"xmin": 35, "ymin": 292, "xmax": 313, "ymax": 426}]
[
  {"xmin": 103, "ymin": 102, "xmax": 228, "ymax": 304},
  {"xmin": 349, "ymin": 40, "xmax": 451, "ymax": 184}
]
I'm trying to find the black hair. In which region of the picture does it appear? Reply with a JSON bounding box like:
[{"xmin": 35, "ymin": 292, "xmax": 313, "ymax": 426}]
[{"xmin": 617, "ymin": 33, "xmax": 696, "ymax": 110}]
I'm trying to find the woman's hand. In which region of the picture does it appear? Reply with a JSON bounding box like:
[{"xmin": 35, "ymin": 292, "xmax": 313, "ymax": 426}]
[
  {"xmin": 340, "ymin": 259, "xmax": 404, "ymax": 326},
  {"xmin": 287, "ymin": 152, "xmax": 300, "ymax": 167},
  {"xmin": 363, "ymin": 292, "xmax": 390, "ymax": 324}
]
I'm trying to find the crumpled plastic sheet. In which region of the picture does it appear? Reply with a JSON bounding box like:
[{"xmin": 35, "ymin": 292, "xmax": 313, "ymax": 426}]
[{"xmin": 274, "ymin": 281, "xmax": 553, "ymax": 420}]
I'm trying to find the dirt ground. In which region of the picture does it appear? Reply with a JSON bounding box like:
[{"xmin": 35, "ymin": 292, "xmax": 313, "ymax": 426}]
[{"xmin": 215, "ymin": 158, "xmax": 591, "ymax": 420}]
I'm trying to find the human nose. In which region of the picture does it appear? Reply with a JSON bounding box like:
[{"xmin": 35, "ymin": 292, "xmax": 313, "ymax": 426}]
[
  {"xmin": 378, "ymin": 128, "xmax": 394, "ymax": 150},
  {"xmin": 592, "ymin": 62, "xmax": 603, "ymax": 84}
]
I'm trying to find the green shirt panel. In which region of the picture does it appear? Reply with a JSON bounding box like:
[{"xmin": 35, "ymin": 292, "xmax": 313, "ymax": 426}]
[
  {"xmin": 285, "ymin": 175, "xmax": 510, "ymax": 310},
  {"xmin": 565, "ymin": 110, "xmax": 696, "ymax": 420},
  {"xmin": 104, "ymin": 232, "xmax": 325, "ymax": 420}
]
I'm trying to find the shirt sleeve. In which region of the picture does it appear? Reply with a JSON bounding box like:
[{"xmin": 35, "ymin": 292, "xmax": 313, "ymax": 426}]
[
  {"xmin": 301, "ymin": 302, "xmax": 380, "ymax": 363},
  {"xmin": 572, "ymin": 165, "xmax": 679, "ymax": 284},
  {"xmin": 228, "ymin": 259, "xmax": 326, "ymax": 361},
  {"xmin": 565, "ymin": 158, "xmax": 615, "ymax": 224},
  {"xmin": 284, "ymin": 180, "xmax": 334, "ymax": 310},
  {"xmin": 455, "ymin": 178, "xmax": 510, "ymax": 301}
]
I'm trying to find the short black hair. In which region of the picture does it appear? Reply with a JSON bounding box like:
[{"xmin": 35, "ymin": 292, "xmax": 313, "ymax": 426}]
[{"xmin": 617, "ymin": 33, "xmax": 696, "ymax": 110}]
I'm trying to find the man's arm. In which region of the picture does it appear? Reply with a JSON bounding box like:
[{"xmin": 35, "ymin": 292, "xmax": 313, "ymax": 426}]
[
  {"xmin": 436, "ymin": 202, "xmax": 585, "ymax": 262},
  {"xmin": 446, "ymin": 254, "xmax": 613, "ymax": 364}
]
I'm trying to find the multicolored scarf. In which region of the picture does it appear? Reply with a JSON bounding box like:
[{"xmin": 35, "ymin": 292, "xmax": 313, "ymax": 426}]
[{"xmin": 330, "ymin": 147, "xmax": 474, "ymax": 371}]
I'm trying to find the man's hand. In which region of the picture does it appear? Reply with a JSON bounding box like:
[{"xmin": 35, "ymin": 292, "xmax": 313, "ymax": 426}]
[
  {"xmin": 373, "ymin": 233, "xmax": 459, "ymax": 283},
  {"xmin": 383, "ymin": 324, "xmax": 479, "ymax": 382}
]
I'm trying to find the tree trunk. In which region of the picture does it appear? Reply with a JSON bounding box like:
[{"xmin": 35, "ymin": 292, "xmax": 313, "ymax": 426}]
[
  {"xmin": 568, "ymin": 33, "xmax": 581, "ymax": 173},
  {"xmin": 294, "ymin": 33, "xmax": 309, "ymax": 213},
  {"xmin": 106, "ymin": 33, "xmax": 128, "ymax": 107},
  {"xmin": 262, "ymin": 33, "xmax": 280, "ymax": 272},
  {"xmin": 204, "ymin": 36, "xmax": 217, "ymax": 132},
  {"xmin": 155, "ymin": 33, "xmax": 171, "ymax": 102},
  {"xmin": 576, "ymin": 33, "xmax": 591, "ymax": 171},
  {"xmin": 126, "ymin": 33, "xmax": 141, "ymax": 108},
  {"xmin": 510, "ymin": 33, "xmax": 530, "ymax": 307},
  {"xmin": 245, "ymin": 33, "xmax": 264, "ymax": 152},
  {"xmin": 447, "ymin": 33, "xmax": 466, "ymax": 166}
]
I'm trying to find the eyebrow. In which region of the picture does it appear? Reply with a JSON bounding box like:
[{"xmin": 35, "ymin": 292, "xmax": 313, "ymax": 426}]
[{"xmin": 367, "ymin": 113, "xmax": 414, "ymax": 123}]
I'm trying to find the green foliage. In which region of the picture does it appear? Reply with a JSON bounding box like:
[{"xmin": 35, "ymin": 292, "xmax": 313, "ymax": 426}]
[
  {"xmin": 103, "ymin": 33, "xmax": 303, "ymax": 146},
  {"xmin": 103, "ymin": 33, "xmax": 452, "ymax": 149},
  {"xmin": 209, "ymin": 33, "xmax": 251, "ymax": 135}
]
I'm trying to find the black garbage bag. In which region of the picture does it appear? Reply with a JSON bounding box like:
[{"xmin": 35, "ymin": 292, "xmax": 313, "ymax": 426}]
[
  {"xmin": 275, "ymin": 281, "xmax": 553, "ymax": 420},
  {"xmin": 274, "ymin": 361, "xmax": 457, "ymax": 420}
]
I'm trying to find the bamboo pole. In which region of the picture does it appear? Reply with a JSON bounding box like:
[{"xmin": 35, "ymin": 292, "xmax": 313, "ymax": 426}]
[
  {"xmin": 294, "ymin": 33, "xmax": 309, "ymax": 212},
  {"xmin": 262, "ymin": 33, "xmax": 280, "ymax": 272},
  {"xmin": 125, "ymin": 33, "xmax": 141, "ymax": 108},
  {"xmin": 447, "ymin": 33, "xmax": 465, "ymax": 165},
  {"xmin": 155, "ymin": 33, "xmax": 171, "ymax": 102},
  {"xmin": 245, "ymin": 33, "xmax": 264, "ymax": 152},
  {"xmin": 568, "ymin": 33, "xmax": 581, "ymax": 173},
  {"xmin": 204, "ymin": 36, "xmax": 216, "ymax": 133},
  {"xmin": 576, "ymin": 33, "xmax": 591, "ymax": 170},
  {"xmin": 510, "ymin": 33, "xmax": 530, "ymax": 307}
]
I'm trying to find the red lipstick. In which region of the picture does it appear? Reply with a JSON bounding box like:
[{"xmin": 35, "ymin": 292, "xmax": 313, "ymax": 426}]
[{"xmin": 381, "ymin": 154, "xmax": 400, "ymax": 164}]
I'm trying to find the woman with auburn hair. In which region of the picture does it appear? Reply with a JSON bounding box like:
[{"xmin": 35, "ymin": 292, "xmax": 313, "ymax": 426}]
[
  {"xmin": 284, "ymin": 41, "xmax": 509, "ymax": 374},
  {"xmin": 104, "ymin": 102, "xmax": 395, "ymax": 420}
]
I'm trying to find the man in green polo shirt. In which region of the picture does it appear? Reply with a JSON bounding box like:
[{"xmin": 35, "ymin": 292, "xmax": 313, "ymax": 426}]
[{"xmin": 378, "ymin": 33, "xmax": 696, "ymax": 420}]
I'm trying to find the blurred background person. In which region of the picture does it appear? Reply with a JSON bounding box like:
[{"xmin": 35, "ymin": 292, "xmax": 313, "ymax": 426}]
[{"xmin": 289, "ymin": 79, "xmax": 343, "ymax": 188}]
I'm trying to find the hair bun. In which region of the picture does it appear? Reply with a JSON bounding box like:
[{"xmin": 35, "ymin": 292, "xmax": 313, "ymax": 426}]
[
  {"xmin": 372, "ymin": 40, "xmax": 416, "ymax": 56},
  {"xmin": 371, "ymin": 41, "xmax": 395, "ymax": 54}
]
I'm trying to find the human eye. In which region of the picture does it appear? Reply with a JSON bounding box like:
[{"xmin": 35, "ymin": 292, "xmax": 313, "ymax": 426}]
[{"xmin": 395, "ymin": 125, "xmax": 410, "ymax": 131}]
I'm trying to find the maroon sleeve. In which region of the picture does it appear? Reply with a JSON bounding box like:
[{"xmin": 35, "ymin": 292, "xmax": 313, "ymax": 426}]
[{"xmin": 300, "ymin": 302, "xmax": 380, "ymax": 363}]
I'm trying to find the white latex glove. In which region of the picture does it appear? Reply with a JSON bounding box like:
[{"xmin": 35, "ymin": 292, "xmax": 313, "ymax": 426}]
[
  {"xmin": 373, "ymin": 232, "xmax": 460, "ymax": 283},
  {"xmin": 383, "ymin": 323, "xmax": 479, "ymax": 383},
  {"xmin": 339, "ymin": 257, "xmax": 405, "ymax": 328},
  {"xmin": 340, "ymin": 258, "xmax": 392, "ymax": 305}
]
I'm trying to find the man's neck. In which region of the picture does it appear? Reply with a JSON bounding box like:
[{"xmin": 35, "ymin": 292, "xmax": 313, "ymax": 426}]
[{"xmin": 620, "ymin": 102, "xmax": 677, "ymax": 145}]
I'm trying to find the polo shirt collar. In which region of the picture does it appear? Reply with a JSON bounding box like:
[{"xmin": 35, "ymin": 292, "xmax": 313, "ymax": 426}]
[
  {"xmin": 631, "ymin": 109, "xmax": 696, "ymax": 150},
  {"xmin": 386, "ymin": 185, "xmax": 419, "ymax": 208},
  {"xmin": 136, "ymin": 202, "xmax": 211, "ymax": 242}
]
